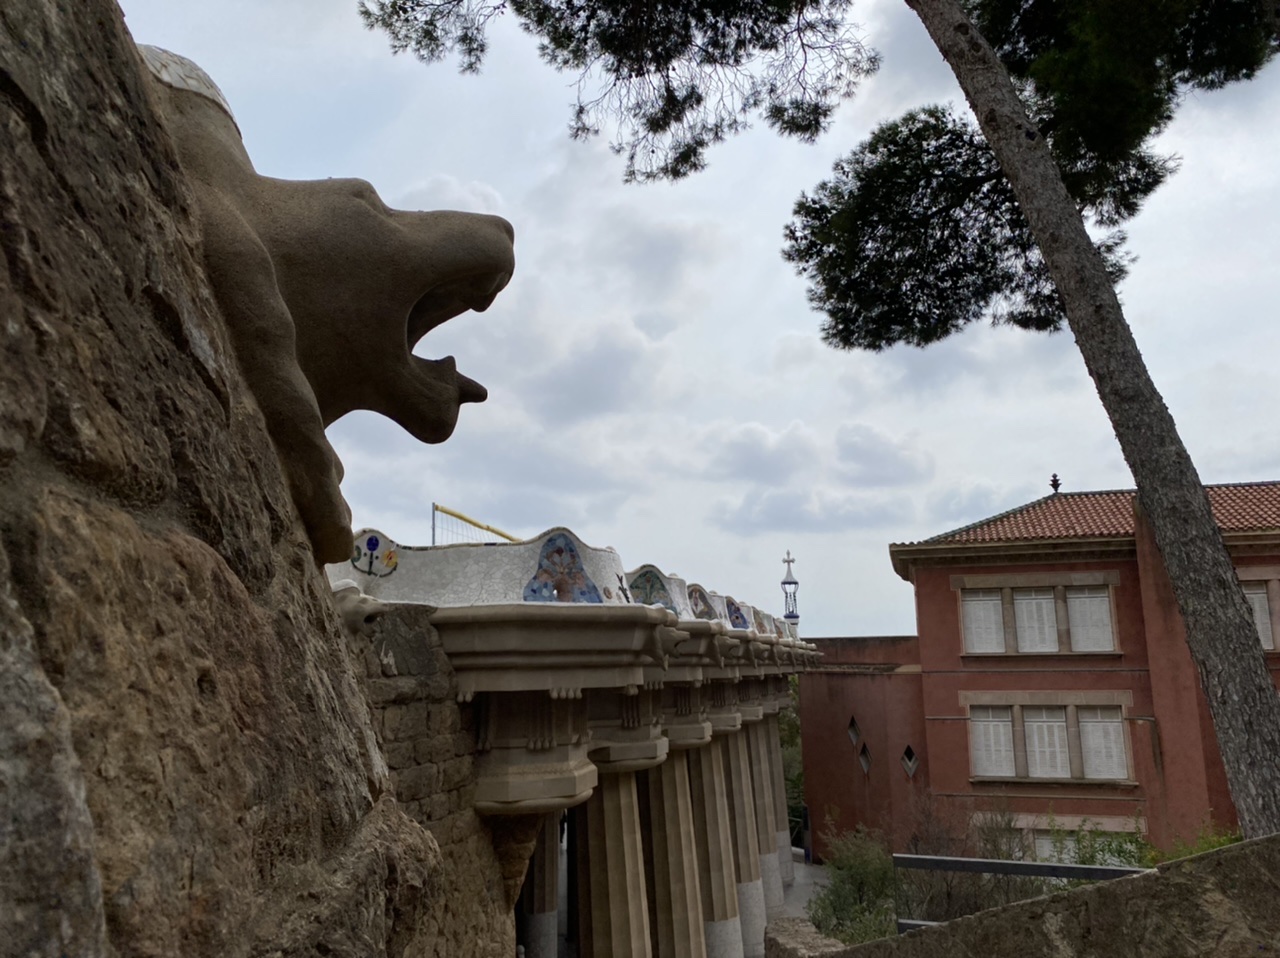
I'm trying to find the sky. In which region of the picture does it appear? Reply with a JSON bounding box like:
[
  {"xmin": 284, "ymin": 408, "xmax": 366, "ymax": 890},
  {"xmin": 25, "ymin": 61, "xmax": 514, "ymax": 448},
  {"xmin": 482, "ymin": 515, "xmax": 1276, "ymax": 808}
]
[{"xmin": 118, "ymin": 0, "xmax": 1280, "ymax": 637}]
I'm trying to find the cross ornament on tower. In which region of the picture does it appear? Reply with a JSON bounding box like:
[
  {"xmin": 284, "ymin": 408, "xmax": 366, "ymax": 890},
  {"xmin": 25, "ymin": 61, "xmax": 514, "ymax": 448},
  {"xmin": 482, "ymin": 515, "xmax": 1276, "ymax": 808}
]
[{"xmin": 781, "ymin": 550, "xmax": 799, "ymax": 625}]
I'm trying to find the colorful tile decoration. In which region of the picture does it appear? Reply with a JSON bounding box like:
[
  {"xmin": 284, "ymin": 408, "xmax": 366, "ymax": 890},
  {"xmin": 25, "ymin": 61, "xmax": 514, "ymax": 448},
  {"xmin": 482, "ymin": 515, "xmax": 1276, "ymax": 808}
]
[
  {"xmin": 753, "ymin": 609, "xmax": 768, "ymax": 634},
  {"xmin": 628, "ymin": 568, "xmax": 675, "ymax": 611},
  {"xmin": 726, "ymin": 598, "xmax": 750, "ymax": 630},
  {"xmin": 350, "ymin": 532, "xmax": 399, "ymax": 578},
  {"xmin": 688, "ymin": 585, "xmax": 717, "ymax": 621},
  {"xmin": 523, "ymin": 532, "xmax": 603, "ymax": 603}
]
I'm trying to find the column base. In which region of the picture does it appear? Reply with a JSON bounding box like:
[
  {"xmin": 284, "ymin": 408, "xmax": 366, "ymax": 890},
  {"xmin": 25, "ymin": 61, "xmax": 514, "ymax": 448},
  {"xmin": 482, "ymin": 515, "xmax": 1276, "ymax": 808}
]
[
  {"xmin": 735, "ymin": 879, "xmax": 766, "ymax": 958},
  {"xmin": 704, "ymin": 917, "xmax": 746, "ymax": 958},
  {"xmin": 776, "ymin": 830, "xmax": 795, "ymax": 885},
  {"xmin": 760, "ymin": 850, "xmax": 784, "ymax": 920}
]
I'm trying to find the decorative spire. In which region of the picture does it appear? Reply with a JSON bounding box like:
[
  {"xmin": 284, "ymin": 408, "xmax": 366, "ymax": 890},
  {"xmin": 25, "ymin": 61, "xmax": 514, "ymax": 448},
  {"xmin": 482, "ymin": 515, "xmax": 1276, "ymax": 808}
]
[
  {"xmin": 781, "ymin": 550, "xmax": 799, "ymax": 625},
  {"xmin": 1050, "ymin": 473, "xmax": 1061, "ymax": 493}
]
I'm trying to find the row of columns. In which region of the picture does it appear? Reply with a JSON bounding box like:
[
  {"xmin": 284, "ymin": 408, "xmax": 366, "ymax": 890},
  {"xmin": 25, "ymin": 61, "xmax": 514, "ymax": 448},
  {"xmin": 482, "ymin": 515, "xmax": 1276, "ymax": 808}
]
[{"xmin": 519, "ymin": 706, "xmax": 794, "ymax": 958}]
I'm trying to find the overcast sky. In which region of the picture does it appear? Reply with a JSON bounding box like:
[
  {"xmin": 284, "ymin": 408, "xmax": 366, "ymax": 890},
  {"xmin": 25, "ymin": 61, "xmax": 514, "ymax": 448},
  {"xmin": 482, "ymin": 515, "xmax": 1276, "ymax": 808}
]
[{"xmin": 119, "ymin": 0, "xmax": 1280, "ymax": 637}]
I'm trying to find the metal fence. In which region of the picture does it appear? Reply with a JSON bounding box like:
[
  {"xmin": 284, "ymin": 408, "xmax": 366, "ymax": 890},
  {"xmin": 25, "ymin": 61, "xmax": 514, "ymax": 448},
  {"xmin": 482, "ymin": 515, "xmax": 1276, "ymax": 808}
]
[
  {"xmin": 430, "ymin": 502, "xmax": 519, "ymax": 546},
  {"xmin": 892, "ymin": 854, "xmax": 1150, "ymax": 933}
]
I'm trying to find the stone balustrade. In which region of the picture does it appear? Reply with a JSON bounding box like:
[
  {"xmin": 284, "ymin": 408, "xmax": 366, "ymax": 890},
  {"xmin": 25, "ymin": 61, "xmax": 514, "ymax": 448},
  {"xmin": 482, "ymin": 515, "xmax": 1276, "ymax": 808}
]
[{"xmin": 330, "ymin": 526, "xmax": 818, "ymax": 958}]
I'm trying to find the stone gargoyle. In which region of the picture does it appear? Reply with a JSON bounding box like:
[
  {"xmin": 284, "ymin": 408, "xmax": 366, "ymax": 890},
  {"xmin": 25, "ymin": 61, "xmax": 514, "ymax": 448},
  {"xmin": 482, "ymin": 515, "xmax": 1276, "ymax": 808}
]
[{"xmin": 138, "ymin": 45, "xmax": 514, "ymax": 564}]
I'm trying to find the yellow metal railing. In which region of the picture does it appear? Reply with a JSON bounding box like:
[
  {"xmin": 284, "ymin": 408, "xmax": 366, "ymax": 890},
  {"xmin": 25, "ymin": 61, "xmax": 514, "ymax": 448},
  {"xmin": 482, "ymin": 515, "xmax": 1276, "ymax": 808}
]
[{"xmin": 431, "ymin": 502, "xmax": 519, "ymax": 545}]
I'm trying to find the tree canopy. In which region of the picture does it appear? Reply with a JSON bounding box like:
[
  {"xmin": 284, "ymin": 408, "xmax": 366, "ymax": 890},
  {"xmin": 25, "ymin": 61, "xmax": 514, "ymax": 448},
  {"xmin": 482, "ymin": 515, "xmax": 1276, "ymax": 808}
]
[
  {"xmin": 784, "ymin": 0, "xmax": 1276, "ymax": 351},
  {"xmin": 359, "ymin": 0, "xmax": 880, "ymax": 181}
]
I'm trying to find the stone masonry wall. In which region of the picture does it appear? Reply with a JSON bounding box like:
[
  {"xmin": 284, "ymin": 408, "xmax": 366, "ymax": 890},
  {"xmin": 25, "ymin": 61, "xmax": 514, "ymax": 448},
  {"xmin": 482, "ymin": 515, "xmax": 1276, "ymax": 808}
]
[
  {"xmin": 765, "ymin": 833, "xmax": 1280, "ymax": 958},
  {"xmin": 365, "ymin": 606, "xmax": 535, "ymax": 957}
]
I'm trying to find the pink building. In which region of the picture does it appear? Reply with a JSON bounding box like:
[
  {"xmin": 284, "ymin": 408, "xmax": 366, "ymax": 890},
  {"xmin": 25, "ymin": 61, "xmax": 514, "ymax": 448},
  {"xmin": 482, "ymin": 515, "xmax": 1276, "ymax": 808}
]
[{"xmin": 801, "ymin": 482, "xmax": 1280, "ymax": 860}]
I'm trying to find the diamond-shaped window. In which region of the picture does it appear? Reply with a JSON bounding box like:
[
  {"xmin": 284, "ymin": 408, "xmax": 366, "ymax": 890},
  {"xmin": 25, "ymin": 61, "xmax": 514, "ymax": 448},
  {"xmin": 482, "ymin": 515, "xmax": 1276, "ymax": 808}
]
[
  {"xmin": 847, "ymin": 716, "xmax": 860, "ymax": 745},
  {"xmin": 858, "ymin": 744, "xmax": 871, "ymax": 774},
  {"xmin": 901, "ymin": 745, "xmax": 919, "ymax": 777}
]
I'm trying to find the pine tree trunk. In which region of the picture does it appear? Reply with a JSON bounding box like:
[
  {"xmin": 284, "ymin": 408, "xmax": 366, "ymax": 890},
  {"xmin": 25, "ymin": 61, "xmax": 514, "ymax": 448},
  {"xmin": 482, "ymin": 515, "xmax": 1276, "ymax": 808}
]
[{"xmin": 906, "ymin": 0, "xmax": 1280, "ymax": 838}]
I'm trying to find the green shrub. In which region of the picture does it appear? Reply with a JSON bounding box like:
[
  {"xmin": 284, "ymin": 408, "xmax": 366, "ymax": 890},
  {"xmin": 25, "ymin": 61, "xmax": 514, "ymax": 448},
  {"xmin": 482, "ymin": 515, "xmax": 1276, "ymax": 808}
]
[{"xmin": 806, "ymin": 825, "xmax": 897, "ymax": 945}]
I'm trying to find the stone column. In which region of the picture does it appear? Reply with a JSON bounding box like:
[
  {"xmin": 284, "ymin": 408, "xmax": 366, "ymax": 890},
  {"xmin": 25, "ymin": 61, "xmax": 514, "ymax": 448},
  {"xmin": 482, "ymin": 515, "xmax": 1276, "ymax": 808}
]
[
  {"xmin": 721, "ymin": 731, "xmax": 765, "ymax": 958},
  {"xmin": 746, "ymin": 720, "xmax": 784, "ymax": 921},
  {"xmin": 688, "ymin": 742, "xmax": 745, "ymax": 958},
  {"xmin": 765, "ymin": 712, "xmax": 795, "ymax": 885},
  {"xmin": 579, "ymin": 770, "xmax": 653, "ymax": 957},
  {"xmin": 519, "ymin": 812, "xmax": 562, "ymax": 958},
  {"xmin": 640, "ymin": 753, "xmax": 707, "ymax": 958}
]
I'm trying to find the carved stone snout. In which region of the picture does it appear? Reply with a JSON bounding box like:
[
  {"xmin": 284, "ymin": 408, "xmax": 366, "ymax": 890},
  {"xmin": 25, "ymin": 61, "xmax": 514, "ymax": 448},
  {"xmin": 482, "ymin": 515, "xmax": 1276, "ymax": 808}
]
[{"xmin": 331, "ymin": 580, "xmax": 389, "ymax": 637}]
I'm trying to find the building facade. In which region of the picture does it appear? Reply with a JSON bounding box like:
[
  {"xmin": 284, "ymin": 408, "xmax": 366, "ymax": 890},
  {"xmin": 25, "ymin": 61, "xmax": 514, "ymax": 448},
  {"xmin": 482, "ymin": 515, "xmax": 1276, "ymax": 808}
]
[{"xmin": 801, "ymin": 482, "xmax": 1280, "ymax": 860}]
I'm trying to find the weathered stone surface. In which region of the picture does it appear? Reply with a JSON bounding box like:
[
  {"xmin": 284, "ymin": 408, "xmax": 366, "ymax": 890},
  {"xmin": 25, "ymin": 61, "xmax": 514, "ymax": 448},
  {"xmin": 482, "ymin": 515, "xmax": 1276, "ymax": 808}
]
[
  {"xmin": 364, "ymin": 605, "xmax": 525, "ymax": 957},
  {"xmin": 0, "ymin": 1, "xmax": 444, "ymax": 954},
  {"xmin": 764, "ymin": 834, "xmax": 1280, "ymax": 958}
]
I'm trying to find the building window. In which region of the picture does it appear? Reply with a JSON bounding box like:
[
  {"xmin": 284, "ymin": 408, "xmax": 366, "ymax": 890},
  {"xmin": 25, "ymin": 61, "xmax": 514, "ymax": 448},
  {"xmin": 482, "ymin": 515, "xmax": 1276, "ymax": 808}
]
[
  {"xmin": 1066, "ymin": 586, "xmax": 1114, "ymax": 651},
  {"xmin": 1023, "ymin": 706, "xmax": 1070, "ymax": 778},
  {"xmin": 858, "ymin": 744, "xmax": 871, "ymax": 774},
  {"xmin": 969, "ymin": 706, "xmax": 1015, "ymax": 777},
  {"xmin": 1242, "ymin": 583, "xmax": 1275, "ymax": 650},
  {"xmin": 901, "ymin": 745, "xmax": 919, "ymax": 777},
  {"xmin": 967, "ymin": 702, "xmax": 1130, "ymax": 782},
  {"xmin": 1032, "ymin": 830, "xmax": 1077, "ymax": 863},
  {"xmin": 1014, "ymin": 588, "xmax": 1057, "ymax": 652},
  {"xmin": 1079, "ymin": 706, "xmax": 1128, "ymax": 780},
  {"xmin": 960, "ymin": 585, "xmax": 1115, "ymax": 654},
  {"xmin": 847, "ymin": 716, "xmax": 861, "ymax": 745},
  {"xmin": 962, "ymin": 590, "xmax": 1005, "ymax": 653}
]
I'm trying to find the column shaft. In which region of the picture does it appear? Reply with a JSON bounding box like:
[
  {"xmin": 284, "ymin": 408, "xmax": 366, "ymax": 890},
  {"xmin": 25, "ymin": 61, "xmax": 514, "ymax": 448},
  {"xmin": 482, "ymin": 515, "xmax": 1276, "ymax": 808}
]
[
  {"xmin": 641, "ymin": 754, "xmax": 708, "ymax": 958},
  {"xmin": 519, "ymin": 812, "xmax": 561, "ymax": 958},
  {"xmin": 721, "ymin": 732, "xmax": 765, "ymax": 958},
  {"xmin": 765, "ymin": 714, "xmax": 795, "ymax": 885},
  {"xmin": 582, "ymin": 772, "xmax": 652, "ymax": 957},
  {"xmin": 689, "ymin": 743, "xmax": 745, "ymax": 958},
  {"xmin": 747, "ymin": 721, "xmax": 784, "ymax": 920}
]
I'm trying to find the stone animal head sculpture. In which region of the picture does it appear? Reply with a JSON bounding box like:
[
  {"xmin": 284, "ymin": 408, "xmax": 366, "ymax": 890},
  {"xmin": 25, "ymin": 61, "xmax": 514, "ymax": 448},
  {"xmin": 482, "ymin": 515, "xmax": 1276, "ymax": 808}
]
[
  {"xmin": 138, "ymin": 46, "xmax": 515, "ymax": 564},
  {"xmin": 330, "ymin": 580, "xmax": 390, "ymax": 638}
]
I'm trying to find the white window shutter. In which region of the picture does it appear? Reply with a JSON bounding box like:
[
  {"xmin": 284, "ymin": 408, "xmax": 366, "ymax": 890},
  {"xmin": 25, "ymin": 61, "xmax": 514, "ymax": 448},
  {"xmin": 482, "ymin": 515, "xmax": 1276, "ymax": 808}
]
[
  {"xmin": 962, "ymin": 591, "xmax": 1005, "ymax": 653},
  {"xmin": 1080, "ymin": 706, "xmax": 1128, "ymax": 780},
  {"xmin": 969, "ymin": 706, "xmax": 1015, "ymax": 776},
  {"xmin": 1242, "ymin": 583, "xmax": 1274, "ymax": 650},
  {"xmin": 1014, "ymin": 589, "xmax": 1057, "ymax": 652},
  {"xmin": 1067, "ymin": 586, "xmax": 1115, "ymax": 652},
  {"xmin": 1023, "ymin": 706, "xmax": 1070, "ymax": 777}
]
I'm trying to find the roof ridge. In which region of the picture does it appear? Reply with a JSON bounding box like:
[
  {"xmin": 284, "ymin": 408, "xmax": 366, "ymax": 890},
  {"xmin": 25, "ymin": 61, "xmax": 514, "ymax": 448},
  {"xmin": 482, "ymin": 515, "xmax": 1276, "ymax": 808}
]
[
  {"xmin": 897, "ymin": 480, "xmax": 1280, "ymax": 549},
  {"xmin": 921, "ymin": 492, "xmax": 1060, "ymax": 544}
]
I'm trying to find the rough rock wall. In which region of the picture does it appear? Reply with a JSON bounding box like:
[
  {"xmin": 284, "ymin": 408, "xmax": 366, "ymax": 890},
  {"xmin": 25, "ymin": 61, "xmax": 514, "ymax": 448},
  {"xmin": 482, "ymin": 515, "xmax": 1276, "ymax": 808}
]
[
  {"xmin": 0, "ymin": 2, "xmax": 442, "ymax": 955},
  {"xmin": 367, "ymin": 607, "xmax": 540, "ymax": 958},
  {"xmin": 764, "ymin": 833, "xmax": 1280, "ymax": 958}
]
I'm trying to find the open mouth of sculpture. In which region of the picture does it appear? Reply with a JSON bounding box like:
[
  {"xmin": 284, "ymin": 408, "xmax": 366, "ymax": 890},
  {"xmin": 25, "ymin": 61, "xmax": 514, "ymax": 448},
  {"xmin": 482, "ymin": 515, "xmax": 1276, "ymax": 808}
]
[{"xmin": 406, "ymin": 271, "xmax": 512, "ymax": 406}]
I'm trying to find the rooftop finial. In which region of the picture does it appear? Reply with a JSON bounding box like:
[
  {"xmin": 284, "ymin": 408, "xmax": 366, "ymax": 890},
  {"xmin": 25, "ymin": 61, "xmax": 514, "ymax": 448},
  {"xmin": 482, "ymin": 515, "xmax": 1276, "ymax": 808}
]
[
  {"xmin": 1050, "ymin": 473, "xmax": 1062, "ymax": 493},
  {"xmin": 781, "ymin": 551, "xmax": 799, "ymax": 626}
]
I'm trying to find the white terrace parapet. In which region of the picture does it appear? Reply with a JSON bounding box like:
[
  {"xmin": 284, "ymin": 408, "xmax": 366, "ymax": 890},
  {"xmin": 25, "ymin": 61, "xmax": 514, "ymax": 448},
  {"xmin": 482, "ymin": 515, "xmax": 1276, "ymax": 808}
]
[
  {"xmin": 335, "ymin": 526, "xmax": 636, "ymax": 606},
  {"xmin": 327, "ymin": 527, "xmax": 816, "ymax": 820}
]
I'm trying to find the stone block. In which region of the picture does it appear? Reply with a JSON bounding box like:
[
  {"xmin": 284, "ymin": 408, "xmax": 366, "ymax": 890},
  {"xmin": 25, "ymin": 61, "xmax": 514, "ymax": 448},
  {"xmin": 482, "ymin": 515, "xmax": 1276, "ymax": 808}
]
[
  {"xmin": 382, "ymin": 740, "xmax": 416, "ymax": 770},
  {"xmin": 428, "ymin": 704, "xmax": 461, "ymax": 733},
  {"xmin": 368, "ymin": 676, "xmax": 426, "ymax": 706},
  {"xmin": 394, "ymin": 764, "xmax": 441, "ymax": 803},
  {"xmin": 441, "ymin": 756, "xmax": 474, "ymax": 791},
  {"xmin": 427, "ymin": 793, "xmax": 450, "ymax": 822},
  {"xmin": 453, "ymin": 731, "xmax": 476, "ymax": 756}
]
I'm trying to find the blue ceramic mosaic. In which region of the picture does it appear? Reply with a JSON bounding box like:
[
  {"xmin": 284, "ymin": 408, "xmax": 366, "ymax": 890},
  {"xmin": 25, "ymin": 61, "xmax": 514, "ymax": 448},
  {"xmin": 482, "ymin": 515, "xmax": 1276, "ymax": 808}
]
[
  {"xmin": 629, "ymin": 568, "xmax": 675, "ymax": 611},
  {"xmin": 688, "ymin": 586, "xmax": 716, "ymax": 621},
  {"xmin": 523, "ymin": 533, "xmax": 603, "ymax": 603},
  {"xmin": 726, "ymin": 599, "xmax": 749, "ymax": 630}
]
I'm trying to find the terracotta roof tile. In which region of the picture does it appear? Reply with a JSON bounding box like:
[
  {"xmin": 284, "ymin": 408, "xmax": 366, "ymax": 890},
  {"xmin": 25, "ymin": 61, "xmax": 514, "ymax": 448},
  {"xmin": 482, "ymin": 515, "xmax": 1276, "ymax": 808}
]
[{"xmin": 906, "ymin": 481, "xmax": 1280, "ymax": 545}]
